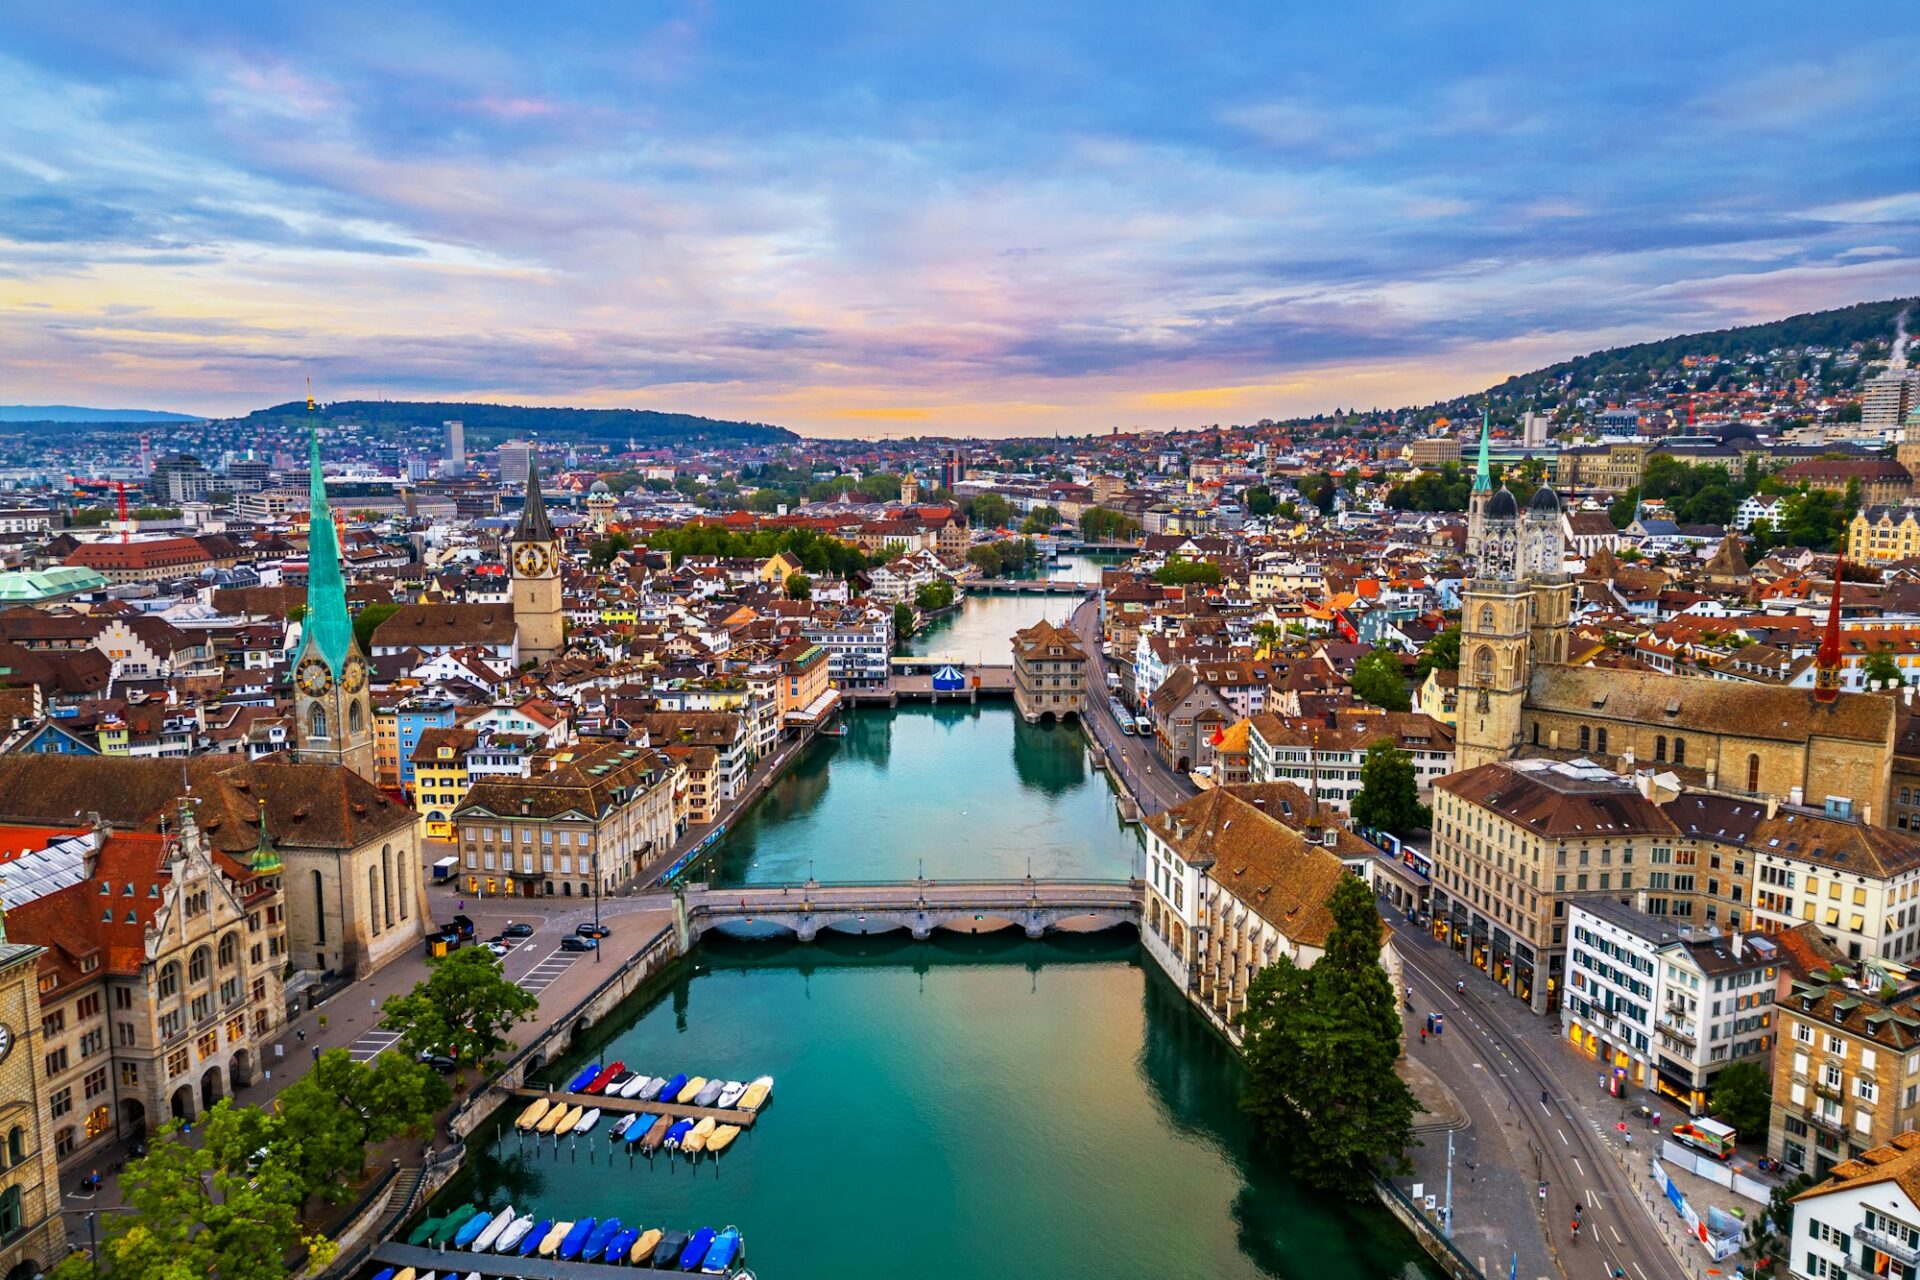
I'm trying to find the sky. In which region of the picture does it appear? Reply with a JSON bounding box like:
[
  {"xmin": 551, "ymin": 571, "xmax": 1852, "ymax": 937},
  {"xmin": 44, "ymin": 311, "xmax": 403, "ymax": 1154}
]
[{"xmin": 3, "ymin": 2, "xmax": 1919, "ymax": 439}]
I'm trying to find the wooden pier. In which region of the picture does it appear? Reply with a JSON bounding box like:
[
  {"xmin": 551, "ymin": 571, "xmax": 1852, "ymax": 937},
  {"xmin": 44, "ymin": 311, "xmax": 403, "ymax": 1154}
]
[
  {"xmin": 369, "ymin": 1240, "xmax": 662, "ymax": 1280},
  {"xmin": 506, "ymin": 1086, "xmax": 758, "ymax": 1129}
]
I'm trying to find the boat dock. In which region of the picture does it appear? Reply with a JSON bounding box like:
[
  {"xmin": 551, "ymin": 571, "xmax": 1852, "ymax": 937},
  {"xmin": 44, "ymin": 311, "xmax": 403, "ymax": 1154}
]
[
  {"xmin": 508, "ymin": 1086, "xmax": 758, "ymax": 1129},
  {"xmin": 369, "ymin": 1241, "xmax": 644, "ymax": 1280}
]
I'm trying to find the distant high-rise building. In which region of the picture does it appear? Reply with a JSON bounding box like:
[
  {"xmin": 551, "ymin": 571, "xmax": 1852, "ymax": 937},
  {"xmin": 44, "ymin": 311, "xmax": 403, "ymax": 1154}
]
[
  {"xmin": 940, "ymin": 449, "xmax": 961, "ymax": 491},
  {"xmin": 495, "ymin": 439, "xmax": 533, "ymax": 483},
  {"xmin": 147, "ymin": 452, "xmax": 210, "ymax": 504},
  {"xmin": 1866, "ymin": 370, "xmax": 1918, "ymax": 435},
  {"xmin": 443, "ymin": 419, "xmax": 466, "ymax": 477},
  {"xmin": 1522, "ymin": 411, "xmax": 1551, "ymax": 448}
]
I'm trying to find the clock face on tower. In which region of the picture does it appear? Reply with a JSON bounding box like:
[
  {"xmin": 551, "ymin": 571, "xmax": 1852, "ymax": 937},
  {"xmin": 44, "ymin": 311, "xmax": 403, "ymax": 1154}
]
[
  {"xmin": 341, "ymin": 654, "xmax": 368, "ymax": 694},
  {"xmin": 295, "ymin": 656, "xmax": 333, "ymax": 697},
  {"xmin": 514, "ymin": 543, "xmax": 551, "ymax": 577},
  {"xmin": 0, "ymin": 1023, "xmax": 12, "ymax": 1064}
]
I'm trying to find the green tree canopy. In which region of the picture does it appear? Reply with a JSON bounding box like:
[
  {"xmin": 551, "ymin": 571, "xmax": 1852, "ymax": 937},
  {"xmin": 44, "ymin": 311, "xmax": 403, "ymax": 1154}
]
[
  {"xmin": 1350, "ymin": 740, "xmax": 1429, "ymax": 836},
  {"xmin": 1244, "ymin": 485, "xmax": 1276, "ymax": 517},
  {"xmin": 968, "ymin": 492, "xmax": 1012, "ymax": 530},
  {"xmin": 784, "ymin": 571, "xmax": 813, "ymax": 600},
  {"xmin": 1153, "ymin": 555, "xmax": 1223, "ymax": 587},
  {"xmin": 268, "ymin": 1050, "xmax": 448, "ymax": 1203},
  {"xmin": 1078, "ymin": 507, "xmax": 1140, "ymax": 541},
  {"xmin": 1708, "ymin": 1059, "xmax": 1772, "ymax": 1139},
  {"xmin": 381, "ymin": 946, "xmax": 538, "ymax": 1071},
  {"xmin": 914, "ymin": 579, "xmax": 956, "ymax": 612},
  {"xmin": 1020, "ymin": 505, "xmax": 1061, "ymax": 534},
  {"xmin": 966, "ymin": 538, "xmax": 1039, "ymax": 578},
  {"xmin": 1413, "ymin": 625, "xmax": 1460, "ymax": 679},
  {"xmin": 1864, "ymin": 646, "xmax": 1905, "ymax": 688},
  {"xmin": 1349, "ymin": 646, "xmax": 1410, "ymax": 711},
  {"xmin": 646, "ymin": 524, "xmax": 876, "ymax": 576},
  {"xmin": 892, "ymin": 601, "xmax": 915, "ymax": 641},
  {"xmin": 352, "ymin": 602, "xmax": 401, "ymax": 654},
  {"xmin": 1239, "ymin": 875, "xmax": 1420, "ymax": 1197}
]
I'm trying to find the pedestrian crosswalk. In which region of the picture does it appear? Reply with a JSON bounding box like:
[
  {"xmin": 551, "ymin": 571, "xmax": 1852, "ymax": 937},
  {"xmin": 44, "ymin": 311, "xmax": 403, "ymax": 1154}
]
[
  {"xmin": 515, "ymin": 947, "xmax": 583, "ymax": 995},
  {"xmin": 345, "ymin": 1029, "xmax": 401, "ymax": 1063}
]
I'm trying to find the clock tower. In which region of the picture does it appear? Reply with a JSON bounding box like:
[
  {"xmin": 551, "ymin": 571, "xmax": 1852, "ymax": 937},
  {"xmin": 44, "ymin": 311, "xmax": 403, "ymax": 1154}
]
[
  {"xmin": 292, "ymin": 429, "xmax": 375, "ymax": 780},
  {"xmin": 511, "ymin": 458, "xmax": 564, "ymax": 666}
]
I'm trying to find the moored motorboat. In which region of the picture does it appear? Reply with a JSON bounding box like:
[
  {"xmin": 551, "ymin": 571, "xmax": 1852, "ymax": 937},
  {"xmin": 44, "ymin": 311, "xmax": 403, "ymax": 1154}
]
[
  {"xmin": 678, "ymin": 1228, "xmax": 716, "ymax": 1271},
  {"xmin": 464, "ymin": 1271, "xmax": 480, "ymax": 1280},
  {"xmin": 452, "ymin": 1208, "xmax": 494, "ymax": 1248},
  {"xmin": 658, "ymin": 1073, "xmax": 689, "ymax": 1103},
  {"xmin": 572, "ymin": 1107, "xmax": 602, "ymax": 1134},
  {"xmin": 580, "ymin": 1217, "xmax": 623, "ymax": 1262},
  {"xmin": 680, "ymin": 1117, "xmax": 717, "ymax": 1155},
  {"xmin": 564, "ymin": 1063, "xmax": 602, "ymax": 1093},
  {"xmin": 371, "ymin": 1269, "xmax": 396, "ymax": 1280},
  {"xmin": 603, "ymin": 1069, "xmax": 636, "ymax": 1096},
  {"xmin": 429, "ymin": 1203, "xmax": 481, "ymax": 1245},
  {"xmin": 605, "ymin": 1227, "xmax": 640, "ymax": 1264},
  {"xmin": 495, "ymin": 1214, "xmax": 535, "ymax": 1253},
  {"xmin": 651, "ymin": 1230, "xmax": 689, "ymax": 1269},
  {"xmin": 391, "ymin": 1269, "xmax": 415, "ymax": 1280},
  {"xmin": 625, "ymin": 1112, "xmax": 660, "ymax": 1145},
  {"xmin": 692, "ymin": 1079, "xmax": 724, "ymax": 1108},
  {"xmin": 516, "ymin": 1220, "xmax": 553, "ymax": 1257},
  {"xmin": 661, "ymin": 1118, "xmax": 695, "ymax": 1150},
  {"xmin": 536, "ymin": 1220, "xmax": 572, "ymax": 1258},
  {"xmin": 535, "ymin": 1104, "xmax": 571, "ymax": 1135},
  {"xmin": 629, "ymin": 1228, "xmax": 663, "ymax": 1265},
  {"xmin": 737, "ymin": 1076, "xmax": 774, "ymax": 1112},
  {"xmin": 636, "ymin": 1075, "xmax": 667, "ymax": 1101},
  {"xmin": 611, "ymin": 1113, "xmax": 637, "ymax": 1139},
  {"xmin": 470, "ymin": 1206, "xmax": 516, "ymax": 1251},
  {"xmin": 583, "ymin": 1061, "xmax": 625, "ymax": 1094},
  {"xmin": 706, "ymin": 1124, "xmax": 741, "ymax": 1155},
  {"xmin": 715, "ymin": 1080, "xmax": 747, "ymax": 1109},
  {"xmin": 405, "ymin": 1216, "xmax": 445, "ymax": 1247},
  {"xmin": 639, "ymin": 1114, "xmax": 673, "ymax": 1152},
  {"xmin": 700, "ymin": 1227, "xmax": 742, "ymax": 1275},
  {"xmin": 557, "ymin": 1217, "xmax": 596, "ymax": 1261},
  {"xmin": 514, "ymin": 1098, "xmax": 550, "ymax": 1131},
  {"xmin": 618, "ymin": 1073, "xmax": 650, "ymax": 1099},
  {"xmin": 676, "ymin": 1075, "xmax": 709, "ymax": 1105}
]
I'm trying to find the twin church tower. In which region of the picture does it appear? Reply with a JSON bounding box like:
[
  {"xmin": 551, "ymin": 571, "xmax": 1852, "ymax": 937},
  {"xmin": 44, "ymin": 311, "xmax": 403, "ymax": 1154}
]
[
  {"xmin": 291, "ymin": 436, "xmax": 564, "ymax": 781},
  {"xmin": 1457, "ymin": 413, "xmax": 1572, "ymax": 770}
]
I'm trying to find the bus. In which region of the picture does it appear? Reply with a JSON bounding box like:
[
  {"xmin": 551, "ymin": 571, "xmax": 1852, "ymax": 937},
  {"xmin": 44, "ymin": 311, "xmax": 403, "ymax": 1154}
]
[{"xmin": 1671, "ymin": 1117, "xmax": 1736, "ymax": 1161}]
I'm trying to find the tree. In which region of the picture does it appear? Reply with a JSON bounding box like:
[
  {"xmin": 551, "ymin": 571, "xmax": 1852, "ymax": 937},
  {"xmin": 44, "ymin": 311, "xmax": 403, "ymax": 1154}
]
[
  {"xmin": 587, "ymin": 531, "xmax": 634, "ymax": 568},
  {"xmin": 784, "ymin": 571, "xmax": 813, "ymax": 600},
  {"xmin": 352, "ymin": 602, "xmax": 401, "ymax": 654},
  {"xmin": 1349, "ymin": 647, "xmax": 1410, "ymax": 712},
  {"xmin": 892, "ymin": 601, "xmax": 915, "ymax": 641},
  {"xmin": 1251, "ymin": 621, "xmax": 1283, "ymax": 658},
  {"xmin": 1153, "ymin": 555, "xmax": 1223, "ymax": 587},
  {"xmin": 380, "ymin": 946, "xmax": 538, "ymax": 1071},
  {"xmin": 1245, "ymin": 485, "xmax": 1276, "ymax": 517},
  {"xmin": 1350, "ymin": 740, "xmax": 1428, "ymax": 836},
  {"xmin": 1019, "ymin": 505, "xmax": 1061, "ymax": 534},
  {"xmin": 53, "ymin": 1104, "xmax": 336, "ymax": 1280},
  {"xmin": 1079, "ymin": 507, "xmax": 1140, "ymax": 541},
  {"xmin": 1745, "ymin": 1172, "xmax": 1812, "ymax": 1266},
  {"xmin": 269, "ymin": 1050, "xmax": 448, "ymax": 1202},
  {"xmin": 914, "ymin": 580, "xmax": 956, "ymax": 612},
  {"xmin": 1864, "ymin": 646, "xmax": 1905, "ymax": 689},
  {"xmin": 969, "ymin": 492, "xmax": 1012, "ymax": 530},
  {"xmin": 1413, "ymin": 625, "xmax": 1460, "ymax": 679},
  {"xmin": 1239, "ymin": 875, "xmax": 1420, "ymax": 1197},
  {"xmin": 1709, "ymin": 1059, "xmax": 1772, "ymax": 1140}
]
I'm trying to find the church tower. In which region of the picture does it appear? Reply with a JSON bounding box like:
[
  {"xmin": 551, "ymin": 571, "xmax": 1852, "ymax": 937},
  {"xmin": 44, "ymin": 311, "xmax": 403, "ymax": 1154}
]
[
  {"xmin": 510, "ymin": 458, "xmax": 564, "ymax": 666},
  {"xmin": 1523, "ymin": 483, "xmax": 1572, "ymax": 668},
  {"xmin": 292, "ymin": 428, "xmax": 374, "ymax": 780},
  {"xmin": 1457, "ymin": 487, "xmax": 1531, "ymax": 770},
  {"xmin": 1464, "ymin": 409, "xmax": 1493, "ymax": 566}
]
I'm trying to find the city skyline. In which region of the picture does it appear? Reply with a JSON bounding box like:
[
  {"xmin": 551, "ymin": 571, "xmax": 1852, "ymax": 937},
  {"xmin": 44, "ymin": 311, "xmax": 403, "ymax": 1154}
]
[{"xmin": 4, "ymin": 1, "xmax": 1919, "ymax": 437}]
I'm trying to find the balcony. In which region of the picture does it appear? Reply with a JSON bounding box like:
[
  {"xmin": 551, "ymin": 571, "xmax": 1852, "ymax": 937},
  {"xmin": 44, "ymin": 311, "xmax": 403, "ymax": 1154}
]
[
  {"xmin": 1856, "ymin": 1225, "xmax": 1920, "ymax": 1266},
  {"xmin": 1803, "ymin": 1105, "xmax": 1849, "ymax": 1136},
  {"xmin": 1656, "ymin": 1020, "xmax": 1697, "ymax": 1048}
]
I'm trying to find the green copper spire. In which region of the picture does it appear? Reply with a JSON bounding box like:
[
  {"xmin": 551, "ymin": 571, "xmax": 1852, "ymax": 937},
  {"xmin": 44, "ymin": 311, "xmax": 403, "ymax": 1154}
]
[
  {"xmin": 1471, "ymin": 407, "xmax": 1492, "ymax": 493},
  {"xmin": 304, "ymin": 426, "xmax": 354, "ymax": 676},
  {"xmin": 250, "ymin": 800, "xmax": 282, "ymax": 876}
]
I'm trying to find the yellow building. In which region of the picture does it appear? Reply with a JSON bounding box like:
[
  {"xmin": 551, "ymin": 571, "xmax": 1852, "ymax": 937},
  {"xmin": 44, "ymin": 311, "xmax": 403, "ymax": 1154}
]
[
  {"xmin": 1848, "ymin": 503, "xmax": 1920, "ymax": 565},
  {"xmin": 760, "ymin": 551, "xmax": 805, "ymax": 585},
  {"xmin": 0, "ymin": 936, "xmax": 66, "ymax": 1280},
  {"xmin": 412, "ymin": 728, "xmax": 477, "ymax": 839},
  {"xmin": 373, "ymin": 702, "xmax": 401, "ymax": 791}
]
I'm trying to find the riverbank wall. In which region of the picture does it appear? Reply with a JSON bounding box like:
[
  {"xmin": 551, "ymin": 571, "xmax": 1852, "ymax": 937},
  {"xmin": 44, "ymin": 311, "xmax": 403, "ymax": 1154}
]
[{"xmin": 1372, "ymin": 1177, "xmax": 1488, "ymax": 1280}]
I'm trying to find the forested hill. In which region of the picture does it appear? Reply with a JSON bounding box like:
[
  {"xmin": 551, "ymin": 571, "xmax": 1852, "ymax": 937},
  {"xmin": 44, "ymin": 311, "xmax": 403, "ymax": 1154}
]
[
  {"xmin": 1425, "ymin": 297, "xmax": 1915, "ymax": 417},
  {"xmin": 227, "ymin": 400, "xmax": 797, "ymax": 446}
]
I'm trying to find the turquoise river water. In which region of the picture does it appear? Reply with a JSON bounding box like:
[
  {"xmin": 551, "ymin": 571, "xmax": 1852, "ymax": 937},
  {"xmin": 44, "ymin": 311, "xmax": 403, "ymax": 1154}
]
[{"xmin": 430, "ymin": 597, "xmax": 1437, "ymax": 1280}]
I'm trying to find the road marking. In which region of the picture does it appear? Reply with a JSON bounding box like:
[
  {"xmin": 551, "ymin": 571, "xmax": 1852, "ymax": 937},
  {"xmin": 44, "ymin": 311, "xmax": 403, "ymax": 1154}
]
[
  {"xmin": 1557, "ymin": 1128, "xmax": 1568, "ymax": 1145},
  {"xmin": 1610, "ymin": 1225, "xmax": 1622, "ymax": 1244},
  {"xmin": 1571, "ymin": 1158, "xmax": 1583, "ymax": 1176},
  {"xmin": 1586, "ymin": 1188, "xmax": 1597, "ymax": 1208},
  {"xmin": 346, "ymin": 1029, "xmax": 401, "ymax": 1063},
  {"xmin": 1632, "ymin": 1264, "xmax": 1648, "ymax": 1280}
]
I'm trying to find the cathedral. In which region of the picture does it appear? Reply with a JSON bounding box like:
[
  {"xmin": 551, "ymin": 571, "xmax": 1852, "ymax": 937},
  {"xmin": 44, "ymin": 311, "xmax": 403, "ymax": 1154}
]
[{"xmin": 292, "ymin": 429, "xmax": 375, "ymax": 779}]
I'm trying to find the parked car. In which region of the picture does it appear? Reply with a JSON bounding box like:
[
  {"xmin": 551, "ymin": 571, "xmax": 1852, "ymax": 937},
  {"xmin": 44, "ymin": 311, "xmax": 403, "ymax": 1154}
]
[
  {"xmin": 575, "ymin": 922, "xmax": 611, "ymax": 939},
  {"xmin": 502, "ymin": 922, "xmax": 535, "ymax": 939},
  {"xmin": 559, "ymin": 935, "xmax": 598, "ymax": 953},
  {"xmin": 417, "ymin": 1051, "xmax": 458, "ymax": 1072},
  {"xmin": 484, "ymin": 939, "xmax": 510, "ymax": 958}
]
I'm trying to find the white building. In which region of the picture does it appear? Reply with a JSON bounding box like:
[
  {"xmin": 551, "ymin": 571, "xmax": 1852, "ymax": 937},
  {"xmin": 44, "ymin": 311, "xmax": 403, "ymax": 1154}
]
[{"xmin": 1786, "ymin": 1133, "xmax": 1920, "ymax": 1280}]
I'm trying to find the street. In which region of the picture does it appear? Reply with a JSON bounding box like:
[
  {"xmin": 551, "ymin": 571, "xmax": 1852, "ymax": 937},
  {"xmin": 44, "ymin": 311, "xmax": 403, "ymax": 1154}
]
[
  {"xmin": 1068, "ymin": 596, "xmax": 1197, "ymax": 815},
  {"xmin": 1392, "ymin": 914, "xmax": 1699, "ymax": 1280}
]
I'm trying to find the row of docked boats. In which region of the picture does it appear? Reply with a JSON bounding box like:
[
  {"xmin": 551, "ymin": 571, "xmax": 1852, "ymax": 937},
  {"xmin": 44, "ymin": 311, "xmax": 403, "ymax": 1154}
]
[
  {"xmin": 401, "ymin": 1204, "xmax": 746, "ymax": 1273},
  {"xmin": 513, "ymin": 1096, "xmax": 744, "ymax": 1158},
  {"xmin": 553, "ymin": 1062, "xmax": 774, "ymax": 1114}
]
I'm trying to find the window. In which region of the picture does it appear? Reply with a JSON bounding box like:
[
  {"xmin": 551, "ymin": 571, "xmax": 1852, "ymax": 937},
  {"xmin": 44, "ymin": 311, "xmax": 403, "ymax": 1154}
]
[
  {"xmin": 49, "ymin": 1086, "xmax": 71, "ymax": 1118},
  {"xmin": 158, "ymin": 962, "xmax": 181, "ymax": 998},
  {"xmin": 83, "ymin": 1067, "xmax": 107, "ymax": 1099},
  {"xmin": 1596, "ymin": 728, "xmax": 1608, "ymax": 755},
  {"xmin": 188, "ymin": 946, "xmax": 210, "ymax": 983},
  {"xmin": 310, "ymin": 706, "xmax": 327, "ymax": 738},
  {"xmin": 1748, "ymin": 754, "xmax": 1761, "ymax": 792},
  {"xmin": 44, "ymin": 1047, "xmax": 68, "ymax": 1077},
  {"xmin": 1673, "ymin": 738, "xmax": 1685, "ymax": 766}
]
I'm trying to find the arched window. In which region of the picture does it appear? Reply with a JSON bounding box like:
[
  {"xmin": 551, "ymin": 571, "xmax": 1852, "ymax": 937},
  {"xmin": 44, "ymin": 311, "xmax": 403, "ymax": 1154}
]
[
  {"xmin": 217, "ymin": 933, "xmax": 237, "ymax": 968},
  {"xmin": 1478, "ymin": 605, "xmax": 1494, "ymax": 630},
  {"xmin": 1579, "ymin": 726, "xmax": 1591, "ymax": 752},
  {"xmin": 312, "ymin": 870, "xmax": 326, "ymax": 944},
  {"xmin": 349, "ymin": 700, "xmax": 364, "ymax": 735},
  {"xmin": 1748, "ymin": 754, "xmax": 1761, "ymax": 792},
  {"xmin": 1474, "ymin": 646, "xmax": 1494, "ymax": 684},
  {"xmin": 158, "ymin": 962, "xmax": 181, "ymax": 998},
  {"xmin": 1654, "ymin": 736, "xmax": 1666, "ymax": 762},
  {"xmin": 1596, "ymin": 728, "xmax": 1609, "ymax": 755},
  {"xmin": 1673, "ymin": 738, "xmax": 1685, "ymax": 766},
  {"xmin": 6, "ymin": 1126, "xmax": 22, "ymax": 1164},
  {"xmin": 368, "ymin": 866, "xmax": 381, "ymax": 934},
  {"xmin": 309, "ymin": 706, "xmax": 328, "ymax": 739},
  {"xmin": 188, "ymin": 947, "xmax": 210, "ymax": 983},
  {"xmin": 381, "ymin": 845, "xmax": 394, "ymax": 929},
  {"xmin": 1531, "ymin": 722, "xmax": 1540, "ymax": 745}
]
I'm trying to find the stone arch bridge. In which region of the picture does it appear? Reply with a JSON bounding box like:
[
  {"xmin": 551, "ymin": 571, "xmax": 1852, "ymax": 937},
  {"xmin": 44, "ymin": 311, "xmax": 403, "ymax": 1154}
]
[{"xmin": 677, "ymin": 878, "xmax": 1141, "ymax": 944}]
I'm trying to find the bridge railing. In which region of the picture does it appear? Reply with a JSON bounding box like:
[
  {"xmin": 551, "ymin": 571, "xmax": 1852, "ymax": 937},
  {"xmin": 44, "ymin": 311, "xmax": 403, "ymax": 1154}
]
[{"xmin": 686, "ymin": 877, "xmax": 1136, "ymax": 890}]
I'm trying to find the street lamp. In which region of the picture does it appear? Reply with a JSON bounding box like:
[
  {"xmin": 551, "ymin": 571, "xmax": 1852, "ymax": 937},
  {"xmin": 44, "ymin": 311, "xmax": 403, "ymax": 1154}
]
[{"xmin": 592, "ymin": 843, "xmax": 602, "ymax": 963}]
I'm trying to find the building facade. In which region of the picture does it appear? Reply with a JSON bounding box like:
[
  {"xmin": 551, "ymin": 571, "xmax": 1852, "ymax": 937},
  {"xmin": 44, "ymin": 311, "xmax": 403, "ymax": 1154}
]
[
  {"xmin": 0, "ymin": 934, "xmax": 65, "ymax": 1280},
  {"xmin": 1012, "ymin": 619, "xmax": 1088, "ymax": 723},
  {"xmin": 291, "ymin": 430, "xmax": 375, "ymax": 782},
  {"xmin": 510, "ymin": 461, "xmax": 564, "ymax": 667}
]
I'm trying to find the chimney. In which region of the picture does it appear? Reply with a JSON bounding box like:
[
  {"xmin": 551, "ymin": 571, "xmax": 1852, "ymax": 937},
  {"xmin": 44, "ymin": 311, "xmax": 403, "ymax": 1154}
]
[
  {"xmin": 1731, "ymin": 931, "xmax": 1744, "ymax": 960},
  {"xmin": 1765, "ymin": 793, "xmax": 1779, "ymax": 819}
]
